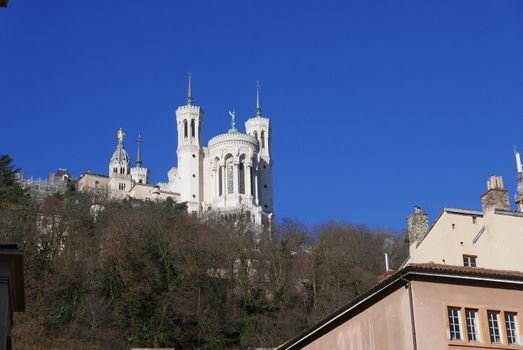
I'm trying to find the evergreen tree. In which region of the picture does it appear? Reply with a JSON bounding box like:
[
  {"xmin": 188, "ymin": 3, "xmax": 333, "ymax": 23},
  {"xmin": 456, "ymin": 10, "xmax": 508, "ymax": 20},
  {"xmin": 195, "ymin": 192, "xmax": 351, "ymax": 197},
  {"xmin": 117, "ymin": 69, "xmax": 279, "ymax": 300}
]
[{"xmin": 0, "ymin": 154, "xmax": 28, "ymax": 205}]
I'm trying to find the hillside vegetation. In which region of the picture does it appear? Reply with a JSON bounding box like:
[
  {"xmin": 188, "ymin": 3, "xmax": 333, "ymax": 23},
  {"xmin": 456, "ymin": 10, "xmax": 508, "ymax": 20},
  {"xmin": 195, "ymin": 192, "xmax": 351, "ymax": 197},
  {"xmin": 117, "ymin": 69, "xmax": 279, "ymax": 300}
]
[{"xmin": 0, "ymin": 155, "xmax": 407, "ymax": 349}]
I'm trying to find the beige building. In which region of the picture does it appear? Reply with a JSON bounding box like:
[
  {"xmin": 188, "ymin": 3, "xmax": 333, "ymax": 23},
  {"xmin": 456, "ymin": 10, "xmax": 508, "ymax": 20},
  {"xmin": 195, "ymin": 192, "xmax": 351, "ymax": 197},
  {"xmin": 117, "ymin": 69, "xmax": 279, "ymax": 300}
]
[
  {"xmin": 404, "ymin": 174, "xmax": 523, "ymax": 271},
  {"xmin": 279, "ymin": 264, "xmax": 523, "ymax": 350}
]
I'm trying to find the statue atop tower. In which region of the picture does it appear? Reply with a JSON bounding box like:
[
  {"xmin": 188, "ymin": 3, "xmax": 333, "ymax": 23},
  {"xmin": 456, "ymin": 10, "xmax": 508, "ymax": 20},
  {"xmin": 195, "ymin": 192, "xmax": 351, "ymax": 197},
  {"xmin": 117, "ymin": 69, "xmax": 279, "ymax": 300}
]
[{"xmin": 117, "ymin": 128, "xmax": 125, "ymax": 145}]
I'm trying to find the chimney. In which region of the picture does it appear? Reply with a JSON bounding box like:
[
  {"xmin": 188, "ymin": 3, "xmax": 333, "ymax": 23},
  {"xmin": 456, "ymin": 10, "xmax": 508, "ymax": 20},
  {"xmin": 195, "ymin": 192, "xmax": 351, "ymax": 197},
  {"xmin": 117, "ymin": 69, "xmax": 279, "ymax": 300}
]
[
  {"xmin": 407, "ymin": 206, "xmax": 429, "ymax": 244},
  {"xmin": 481, "ymin": 175, "xmax": 510, "ymax": 213}
]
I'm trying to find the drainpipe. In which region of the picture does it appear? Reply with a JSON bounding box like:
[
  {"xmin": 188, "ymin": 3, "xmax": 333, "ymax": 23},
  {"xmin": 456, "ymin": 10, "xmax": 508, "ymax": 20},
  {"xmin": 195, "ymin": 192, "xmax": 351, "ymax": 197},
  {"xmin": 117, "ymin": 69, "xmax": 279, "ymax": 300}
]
[{"xmin": 401, "ymin": 273, "xmax": 418, "ymax": 350}]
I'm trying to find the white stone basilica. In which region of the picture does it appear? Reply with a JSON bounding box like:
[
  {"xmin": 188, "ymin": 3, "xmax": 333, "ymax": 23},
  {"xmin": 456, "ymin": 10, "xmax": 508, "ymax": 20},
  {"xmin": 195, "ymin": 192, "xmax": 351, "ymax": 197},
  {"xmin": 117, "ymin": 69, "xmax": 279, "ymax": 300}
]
[{"xmin": 78, "ymin": 75, "xmax": 273, "ymax": 225}]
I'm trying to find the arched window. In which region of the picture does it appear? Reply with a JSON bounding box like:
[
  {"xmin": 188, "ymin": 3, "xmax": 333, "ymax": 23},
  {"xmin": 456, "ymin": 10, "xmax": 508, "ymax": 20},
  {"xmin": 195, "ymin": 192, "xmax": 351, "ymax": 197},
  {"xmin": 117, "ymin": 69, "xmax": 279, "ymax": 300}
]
[
  {"xmin": 183, "ymin": 120, "xmax": 188, "ymax": 138},
  {"xmin": 250, "ymin": 167, "xmax": 255, "ymax": 200},
  {"xmin": 253, "ymin": 131, "xmax": 258, "ymax": 141},
  {"xmin": 239, "ymin": 155, "xmax": 245, "ymax": 194},
  {"xmin": 94, "ymin": 181, "xmax": 99, "ymax": 189},
  {"xmin": 191, "ymin": 119, "xmax": 195, "ymax": 138},
  {"xmin": 219, "ymin": 166, "xmax": 223, "ymax": 196},
  {"xmin": 261, "ymin": 131, "xmax": 266, "ymax": 149},
  {"xmin": 226, "ymin": 157, "xmax": 233, "ymax": 194}
]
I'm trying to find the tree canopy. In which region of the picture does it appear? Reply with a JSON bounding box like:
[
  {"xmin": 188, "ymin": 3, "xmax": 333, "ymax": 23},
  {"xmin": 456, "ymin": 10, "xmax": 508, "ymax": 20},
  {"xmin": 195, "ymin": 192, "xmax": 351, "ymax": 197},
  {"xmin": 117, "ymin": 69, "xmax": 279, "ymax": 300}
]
[{"xmin": 0, "ymin": 155, "xmax": 408, "ymax": 349}]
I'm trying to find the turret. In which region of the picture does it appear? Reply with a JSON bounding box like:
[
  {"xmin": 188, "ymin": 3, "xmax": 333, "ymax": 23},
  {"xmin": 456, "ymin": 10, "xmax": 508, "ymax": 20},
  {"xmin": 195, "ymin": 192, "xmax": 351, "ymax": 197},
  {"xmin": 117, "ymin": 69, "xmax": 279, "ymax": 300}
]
[
  {"xmin": 176, "ymin": 73, "xmax": 204, "ymax": 212},
  {"xmin": 130, "ymin": 134, "xmax": 150, "ymax": 184},
  {"xmin": 108, "ymin": 128, "xmax": 132, "ymax": 198},
  {"xmin": 245, "ymin": 82, "xmax": 273, "ymax": 214}
]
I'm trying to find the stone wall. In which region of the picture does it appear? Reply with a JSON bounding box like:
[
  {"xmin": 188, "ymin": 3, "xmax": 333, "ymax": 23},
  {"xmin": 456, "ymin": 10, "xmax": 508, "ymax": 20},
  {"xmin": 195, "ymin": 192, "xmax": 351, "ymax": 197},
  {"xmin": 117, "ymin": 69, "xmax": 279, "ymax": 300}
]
[
  {"xmin": 407, "ymin": 209, "xmax": 429, "ymax": 244},
  {"xmin": 481, "ymin": 189, "xmax": 510, "ymax": 212}
]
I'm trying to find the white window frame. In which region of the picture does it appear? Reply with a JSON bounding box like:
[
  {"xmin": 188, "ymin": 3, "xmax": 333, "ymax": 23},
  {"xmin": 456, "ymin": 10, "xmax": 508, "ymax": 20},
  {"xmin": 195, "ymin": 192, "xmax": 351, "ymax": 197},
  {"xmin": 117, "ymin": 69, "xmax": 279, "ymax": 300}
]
[
  {"xmin": 487, "ymin": 310, "xmax": 503, "ymax": 344},
  {"xmin": 465, "ymin": 308, "xmax": 481, "ymax": 342},
  {"xmin": 504, "ymin": 312, "xmax": 519, "ymax": 345},
  {"xmin": 448, "ymin": 307, "xmax": 463, "ymax": 341}
]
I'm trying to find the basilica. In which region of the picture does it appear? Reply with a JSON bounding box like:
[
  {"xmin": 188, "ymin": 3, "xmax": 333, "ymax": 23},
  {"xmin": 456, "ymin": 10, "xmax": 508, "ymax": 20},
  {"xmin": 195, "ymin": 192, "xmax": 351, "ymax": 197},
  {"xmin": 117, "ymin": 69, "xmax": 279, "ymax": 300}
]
[{"xmin": 78, "ymin": 75, "xmax": 273, "ymax": 225}]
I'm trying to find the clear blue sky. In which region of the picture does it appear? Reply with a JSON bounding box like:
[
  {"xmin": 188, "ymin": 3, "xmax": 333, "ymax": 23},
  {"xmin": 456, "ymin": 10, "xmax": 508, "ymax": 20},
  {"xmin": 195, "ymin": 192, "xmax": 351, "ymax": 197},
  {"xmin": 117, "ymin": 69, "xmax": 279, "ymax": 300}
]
[{"xmin": 1, "ymin": 0, "xmax": 522, "ymax": 231}]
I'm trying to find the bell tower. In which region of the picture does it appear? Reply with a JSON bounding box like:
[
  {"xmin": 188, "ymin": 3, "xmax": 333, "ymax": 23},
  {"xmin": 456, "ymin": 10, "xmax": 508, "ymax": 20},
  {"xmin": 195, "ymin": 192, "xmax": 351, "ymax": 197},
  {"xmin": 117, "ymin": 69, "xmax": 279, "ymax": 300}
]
[
  {"xmin": 176, "ymin": 73, "xmax": 204, "ymax": 213},
  {"xmin": 108, "ymin": 128, "xmax": 132, "ymax": 198},
  {"xmin": 245, "ymin": 82, "xmax": 273, "ymax": 214}
]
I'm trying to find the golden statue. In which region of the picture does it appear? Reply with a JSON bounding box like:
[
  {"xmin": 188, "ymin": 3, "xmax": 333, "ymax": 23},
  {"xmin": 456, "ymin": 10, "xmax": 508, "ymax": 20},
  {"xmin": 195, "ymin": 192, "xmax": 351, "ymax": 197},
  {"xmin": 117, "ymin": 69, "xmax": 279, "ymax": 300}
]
[{"xmin": 117, "ymin": 128, "xmax": 125, "ymax": 144}]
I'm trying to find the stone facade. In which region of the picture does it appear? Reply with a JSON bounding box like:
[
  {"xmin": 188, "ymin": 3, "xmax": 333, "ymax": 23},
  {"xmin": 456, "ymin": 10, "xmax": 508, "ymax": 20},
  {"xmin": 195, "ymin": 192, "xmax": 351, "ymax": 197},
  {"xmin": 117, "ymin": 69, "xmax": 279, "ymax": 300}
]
[{"xmin": 78, "ymin": 78, "xmax": 274, "ymax": 225}]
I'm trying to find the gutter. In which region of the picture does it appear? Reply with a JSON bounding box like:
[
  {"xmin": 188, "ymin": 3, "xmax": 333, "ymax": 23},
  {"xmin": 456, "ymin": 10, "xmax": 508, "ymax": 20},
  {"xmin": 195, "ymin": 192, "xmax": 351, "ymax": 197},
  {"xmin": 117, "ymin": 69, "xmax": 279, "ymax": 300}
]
[{"xmin": 400, "ymin": 272, "xmax": 418, "ymax": 350}]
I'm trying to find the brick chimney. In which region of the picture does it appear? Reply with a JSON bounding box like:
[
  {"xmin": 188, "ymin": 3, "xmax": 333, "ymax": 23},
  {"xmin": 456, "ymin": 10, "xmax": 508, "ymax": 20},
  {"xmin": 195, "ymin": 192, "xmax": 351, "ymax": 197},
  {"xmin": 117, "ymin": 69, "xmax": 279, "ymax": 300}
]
[
  {"xmin": 407, "ymin": 206, "xmax": 429, "ymax": 244},
  {"xmin": 481, "ymin": 176, "xmax": 510, "ymax": 213}
]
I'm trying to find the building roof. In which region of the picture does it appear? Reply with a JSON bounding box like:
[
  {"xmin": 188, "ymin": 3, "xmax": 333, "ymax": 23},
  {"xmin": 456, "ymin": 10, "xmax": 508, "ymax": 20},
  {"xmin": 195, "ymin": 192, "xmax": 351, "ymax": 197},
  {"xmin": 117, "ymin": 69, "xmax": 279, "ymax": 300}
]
[
  {"xmin": 111, "ymin": 144, "xmax": 130, "ymax": 163},
  {"xmin": 79, "ymin": 172, "xmax": 109, "ymax": 179},
  {"xmin": 277, "ymin": 263, "xmax": 523, "ymax": 350}
]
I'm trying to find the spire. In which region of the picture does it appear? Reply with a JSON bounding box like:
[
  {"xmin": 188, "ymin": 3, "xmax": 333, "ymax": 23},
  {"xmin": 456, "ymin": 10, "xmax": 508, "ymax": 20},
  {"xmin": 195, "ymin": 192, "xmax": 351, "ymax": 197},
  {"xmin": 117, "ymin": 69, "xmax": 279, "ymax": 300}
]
[
  {"xmin": 187, "ymin": 72, "xmax": 193, "ymax": 106},
  {"xmin": 256, "ymin": 81, "xmax": 262, "ymax": 117},
  {"xmin": 136, "ymin": 135, "xmax": 143, "ymax": 168}
]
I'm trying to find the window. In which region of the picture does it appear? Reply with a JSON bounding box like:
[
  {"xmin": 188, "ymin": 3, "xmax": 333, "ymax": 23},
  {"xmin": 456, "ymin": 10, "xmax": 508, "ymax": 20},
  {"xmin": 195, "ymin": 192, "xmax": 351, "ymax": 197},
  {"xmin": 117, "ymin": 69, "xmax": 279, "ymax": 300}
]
[
  {"xmin": 239, "ymin": 163, "xmax": 245, "ymax": 194},
  {"xmin": 465, "ymin": 309, "xmax": 480, "ymax": 342},
  {"xmin": 446, "ymin": 306, "xmax": 519, "ymax": 346},
  {"xmin": 183, "ymin": 120, "xmax": 188, "ymax": 138},
  {"xmin": 250, "ymin": 167, "xmax": 255, "ymax": 199},
  {"xmin": 505, "ymin": 312, "xmax": 518, "ymax": 345},
  {"xmin": 487, "ymin": 311, "xmax": 502, "ymax": 343},
  {"xmin": 261, "ymin": 130, "xmax": 265, "ymax": 149},
  {"xmin": 472, "ymin": 216, "xmax": 477, "ymax": 224},
  {"xmin": 448, "ymin": 307, "xmax": 462, "ymax": 340},
  {"xmin": 226, "ymin": 158, "xmax": 233, "ymax": 194},
  {"xmin": 191, "ymin": 119, "xmax": 195, "ymax": 138},
  {"xmin": 218, "ymin": 167, "xmax": 223, "ymax": 196},
  {"xmin": 463, "ymin": 255, "xmax": 476, "ymax": 267}
]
